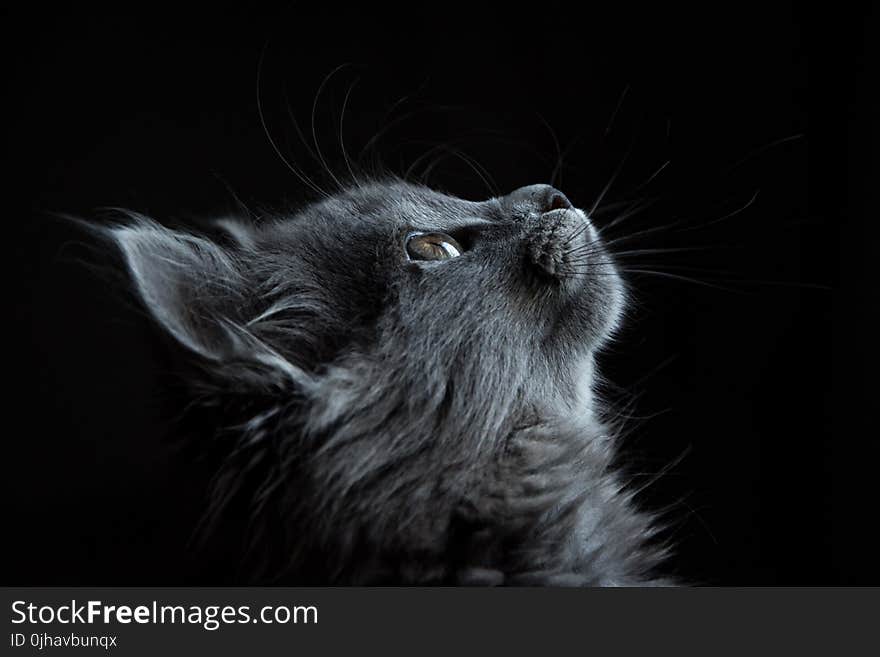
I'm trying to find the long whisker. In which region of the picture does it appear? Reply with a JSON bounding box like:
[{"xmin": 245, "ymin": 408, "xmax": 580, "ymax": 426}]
[
  {"xmin": 536, "ymin": 112, "xmax": 564, "ymax": 188},
  {"xmin": 211, "ymin": 172, "xmax": 255, "ymax": 219},
  {"xmin": 311, "ymin": 63, "xmax": 351, "ymax": 192},
  {"xmin": 599, "ymin": 220, "xmax": 693, "ymax": 247},
  {"xmin": 609, "ymin": 246, "xmax": 724, "ymax": 257},
  {"xmin": 417, "ymin": 151, "xmax": 449, "ymax": 185},
  {"xmin": 604, "ymin": 83, "xmax": 630, "ymax": 137},
  {"xmin": 256, "ymin": 43, "xmax": 328, "ymax": 198},
  {"xmin": 561, "ymin": 223, "xmax": 591, "ymax": 247},
  {"xmin": 678, "ymin": 189, "xmax": 761, "ymax": 231},
  {"xmin": 628, "ymin": 159, "xmax": 671, "ymax": 195},
  {"xmin": 559, "ymin": 255, "xmax": 830, "ymax": 291},
  {"xmin": 359, "ymin": 108, "xmax": 424, "ymax": 166},
  {"xmin": 725, "ymin": 133, "xmax": 804, "ymax": 173},
  {"xmin": 625, "ymin": 265, "xmax": 831, "ymax": 289},
  {"xmin": 407, "ymin": 142, "xmax": 499, "ymax": 196},
  {"xmin": 356, "ymin": 76, "xmax": 433, "ymax": 163},
  {"xmin": 446, "ymin": 147, "xmax": 499, "ymax": 197},
  {"xmin": 338, "ymin": 76, "xmax": 361, "ymax": 187},
  {"xmin": 619, "ymin": 269, "xmax": 743, "ymax": 292},
  {"xmin": 556, "ymin": 266, "xmax": 739, "ymax": 292},
  {"xmin": 598, "ymin": 197, "xmax": 661, "ymax": 232},
  {"xmin": 590, "ymin": 130, "xmax": 639, "ymax": 216},
  {"xmin": 405, "ymin": 142, "xmax": 448, "ymax": 182},
  {"xmin": 359, "ymin": 102, "xmax": 466, "ymax": 169},
  {"xmin": 563, "ymin": 244, "xmax": 720, "ymax": 262},
  {"xmin": 591, "ymin": 197, "xmax": 655, "ymax": 216},
  {"xmin": 282, "ymin": 82, "xmax": 321, "ymax": 167}
]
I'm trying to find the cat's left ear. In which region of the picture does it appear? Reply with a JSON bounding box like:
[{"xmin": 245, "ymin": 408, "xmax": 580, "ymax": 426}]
[{"xmin": 106, "ymin": 216, "xmax": 308, "ymax": 390}]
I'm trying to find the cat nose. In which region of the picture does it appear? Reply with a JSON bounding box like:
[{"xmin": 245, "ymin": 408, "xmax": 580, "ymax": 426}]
[
  {"xmin": 507, "ymin": 184, "xmax": 573, "ymax": 214},
  {"xmin": 526, "ymin": 201, "xmax": 589, "ymax": 281}
]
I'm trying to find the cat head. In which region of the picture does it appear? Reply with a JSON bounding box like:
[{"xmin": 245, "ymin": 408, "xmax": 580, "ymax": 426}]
[
  {"xmin": 107, "ymin": 179, "xmax": 627, "ymax": 579},
  {"xmin": 112, "ymin": 180, "xmax": 624, "ymax": 408}
]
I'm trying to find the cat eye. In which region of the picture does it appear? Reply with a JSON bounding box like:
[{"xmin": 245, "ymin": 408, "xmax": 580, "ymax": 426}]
[{"xmin": 405, "ymin": 232, "xmax": 463, "ymax": 261}]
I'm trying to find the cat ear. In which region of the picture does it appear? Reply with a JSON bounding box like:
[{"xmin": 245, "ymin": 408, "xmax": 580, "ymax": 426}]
[
  {"xmin": 107, "ymin": 217, "xmax": 307, "ymax": 387},
  {"xmin": 110, "ymin": 218, "xmax": 242, "ymax": 359}
]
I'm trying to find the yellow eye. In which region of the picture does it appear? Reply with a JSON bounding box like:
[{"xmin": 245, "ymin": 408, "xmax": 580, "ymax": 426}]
[{"xmin": 405, "ymin": 232, "xmax": 463, "ymax": 261}]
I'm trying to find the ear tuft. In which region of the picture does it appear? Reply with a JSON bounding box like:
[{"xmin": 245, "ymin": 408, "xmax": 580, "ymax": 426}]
[{"xmin": 212, "ymin": 217, "xmax": 257, "ymax": 249}]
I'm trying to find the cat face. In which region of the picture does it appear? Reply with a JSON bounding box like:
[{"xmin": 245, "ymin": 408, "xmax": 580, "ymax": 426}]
[
  {"xmin": 259, "ymin": 181, "xmax": 621, "ymax": 408},
  {"xmin": 108, "ymin": 179, "xmax": 626, "ymax": 579}
]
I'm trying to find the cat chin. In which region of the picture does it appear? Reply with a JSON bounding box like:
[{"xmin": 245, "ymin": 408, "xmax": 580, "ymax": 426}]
[
  {"xmin": 560, "ymin": 355, "xmax": 598, "ymax": 425},
  {"xmin": 530, "ymin": 354, "xmax": 597, "ymax": 424}
]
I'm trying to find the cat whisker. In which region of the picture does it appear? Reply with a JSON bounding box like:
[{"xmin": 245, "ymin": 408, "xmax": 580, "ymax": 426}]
[
  {"xmin": 677, "ymin": 189, "xmax": 761, "ymax": 232},
  {"xmin": 555, "ymin": 266, "xmax": 623, "ymax": 275},
  {"xmin": 560, "ymin": 259, "xmax": 829, "ymax": 292},
  {"xmin": 628, "ymin": 160, "xmax": 671, "ymax": 196},
  {"xmin": 282, "ymin": 82, "xmax": 322, "ymax": 171},
  {"xmin": 619, "ymin": 269, "xmax": 742, "ymax": 292},
  {"xmin": 599, "ymin": 219, "xmax": 690, "ymax": 246},
  {"xmin": 256, "ymin": 43, "xmax": 329, "ymax": 199},
  {"xmin": 590, "ymin": 196, "xmax": 656, "ymax": 217},
  {"xmin": 359, "ymin": 107, "xmax": 425, "ymax": 169},
  {"xmin": 598, "ymin": 197, "xmax": 660, "ymax": 232},
  {"xmin": 609, "ymin": 246, "xmax": 724, "ymax": 257},
  {"xmin": 561, "ymin": 223, "xmax": 591, "ymax": 247},
  {"xmin": 590, "ymin": 110, "xmax": 643, "ymax": 216},
  {"xmin": 418, "ymin": 152, "xmax": 448, "ymax": 185},
  {"xmin": 356, "ymin": 76, "xmax": 432, "ymax": 164},
  {"xmin": 338, "ymin": 75, "xmax": 362, "ymax": 188},
  {"xmin": 590, "ymin": 142, "xmax": 632, "ymax": 216},
  {"xmin": 210, "ymin": 173, "xmax": 256, "ymax": 220},
  {"xmin": 410, "ymin": 142, "xmax": 499, "ymax": 196},
  {"xmin": 311, "ymin": 63, "xmax": 352, "ymax": 192},
  {"xmin": 725, "ymin": 133, "xmax": 804, "ymax": 173},
  {"xmin": 561, "ymin": 247, "xmax": 605, "ymax": 260},
  {"xmin": 604, "ymin": 83, "xmax": 630, "ymax": 137},
  {"xmin": 640, "ymin": 269, "xmax": 832, "ymax": 290},
  {"xmin": 449, "ymin": 148, "xmax": 500, "ymax": 197},
  {"xmin": 566, "ymin": 241, "xmax": 710, "ymax": 261},
  {"xmin": 405, "ymin": 141, "xmax": 451, "ymax": 183},
  {"xmin": 536, "ymin": 112, "xmax": 564, "ymax": 188}
]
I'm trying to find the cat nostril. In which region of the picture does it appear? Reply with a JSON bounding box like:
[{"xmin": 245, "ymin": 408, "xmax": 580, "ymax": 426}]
[
  {"xmin": 506, "ymin": 184, "xmax": 575, "ymax": 215},
  {"xmin": 546, "ymin": 192, "xmax": 573, "ymax": 212}
]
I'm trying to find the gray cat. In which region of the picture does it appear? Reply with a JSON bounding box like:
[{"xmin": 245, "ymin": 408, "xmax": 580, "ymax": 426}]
[{"xmin": 102, "ymin": 179, "xmax": 670, "ymax": 585}]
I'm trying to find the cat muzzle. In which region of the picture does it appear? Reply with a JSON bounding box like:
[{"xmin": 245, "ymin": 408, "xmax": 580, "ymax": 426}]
[{"xmin": 526, "ymin": 206, "xmax": 595, "ymax": 281}]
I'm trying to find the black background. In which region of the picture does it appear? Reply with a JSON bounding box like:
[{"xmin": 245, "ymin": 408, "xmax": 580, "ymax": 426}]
[{"xmin": 4, "ymin": 4, "xmax": 871, "ymax": 584}]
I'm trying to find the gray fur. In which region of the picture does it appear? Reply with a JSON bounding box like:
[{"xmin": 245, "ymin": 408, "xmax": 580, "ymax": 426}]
[{"xmin": 106, "ymin": 179, "xmax": 670, "ymax": 585}]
